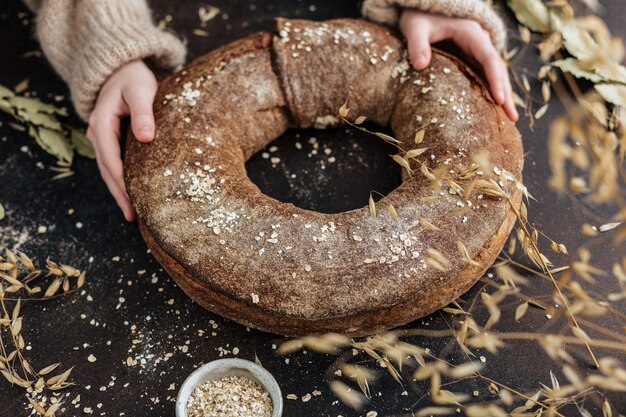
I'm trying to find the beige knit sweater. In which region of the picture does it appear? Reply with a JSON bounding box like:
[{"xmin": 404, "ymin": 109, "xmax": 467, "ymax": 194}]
[{"xmin": 25, "ymin": 0, "xmax": 505, "ymax": 121}]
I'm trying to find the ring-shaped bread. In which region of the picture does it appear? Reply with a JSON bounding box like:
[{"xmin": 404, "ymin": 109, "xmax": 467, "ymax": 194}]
[{"xmin": 125, "ymin": 18, "xmax": 524, "ymax": 336}]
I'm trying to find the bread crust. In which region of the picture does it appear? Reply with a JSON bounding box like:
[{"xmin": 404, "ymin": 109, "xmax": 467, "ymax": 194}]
[{"xmin": 125, "ymin": 18, "xmax": 524, "ymax": 336}]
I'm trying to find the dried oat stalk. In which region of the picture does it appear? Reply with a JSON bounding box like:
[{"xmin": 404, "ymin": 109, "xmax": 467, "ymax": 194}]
[
  {"xmin": 293, "ymin": 71, "xmax": 626, "ymax": 411},
  {"xmin": 0, "ymin": 248, "xmax": 86, "ymax": 416}
]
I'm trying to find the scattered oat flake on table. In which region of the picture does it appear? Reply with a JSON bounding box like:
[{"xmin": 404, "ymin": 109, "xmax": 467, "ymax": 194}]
[
  {"xmin": 193, "ymin": 29, "xmax": 210, "ymax": 37},
  {"xmin": 87, "ymin": 354, "xmax": 97, "ymax": 363},
  {"xmin": 198, "ymin": 5, "xmax": 220, "ymax": 26}
]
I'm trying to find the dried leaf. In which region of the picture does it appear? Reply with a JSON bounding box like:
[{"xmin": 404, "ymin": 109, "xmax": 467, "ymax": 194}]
[
  {"xmin": 433, "ymin": 389, "xmax": 469, "ymax": 405},
  {"xmin": 388, "ymin": 204, "xmax": 398, "ymax": 222},
  {"xmin": 448, "ymin": 361, "xmax": 483, "ymax": 378},
  {"xmin": 9, "ymin": 95, "xmax": 66, "ymax": 116},
  {"xmin": 572, "ymin": 326, "xmax": 591, "ymax": 342},
  {"xmin": 414, "ymin": 129, "xmax": 425, "ymax": 144},
  {"xmin": 51, "ymin": 170, "xmax": 74, "ymax": 181},
  {"xmin": 405, "ymin": 148, "xmax": 428, "ymax": 158},
  {"xmin": 70, "ymin": 128, "xmax": 95, "ymax": 159},
  {"xmin": 506, "ymin": 0, "xmax": 551, "ymax": 32},
  {"xmin": 368, "ymin": 194, "xmax": 376, "ymax": 218},
  {"xmin": 12, "ymin": 299, "xmax": 21, "ymax": 321},
  {"xmin": 522, "ymin": 74, "xmax": 531, "ymax": 92},
  {"xmin": 426, "ymin": 248, "xmax": 450, "ymax": 272},
  {"xmin": 515, "ymin": 302, "xmax": 529, "ymax": 321},
  {"xmin": 330, "ymin": 380, "xmax": 366, "ymax": 410},
  {"xmin": 420, "ymin": 164, "xmax": 436, "ymax": 180},
  {"xmin": 60, "ymin": 264, "xmax": 79, "ymax": 277},
  {"xmin": 29, "ymin": 127, "xmax": 73, "ymax": 165},
  {"xmin": 392, "ymin": 154, "xmax": 412, "ymax": 173},
  {"xmin": 38, "ymin": 363, "xmax": 60, "ymax": 376},
  {"xmin": 341, "ymin": 364, "xmax": 374, "ymax": 397},
  {"xmin": 599, "ymin": 222, "xmax": 623, "ymax": 232},
  {"xmin": 303, "ymin": 335, "xmax": 346, "ymax": 354},
  {"xmin": 0, "ymin": 263, "xmax": 15, "ymax": 271},
  {"xmin": 1, "ymin": 273, "xmax": 23, "ymax": 288},
  {"xmin": 519, "ymin": 25, "xmax": 531, "ymax": 43},
  {"xmin": 192, "ymin": 28, "xmax": 210, "ymax": 37},
  {"xmin": 542, "ymin": 81, "xmax": 551, "ymax": 102},
  {"xmin": 457, "ymin": 240, "xmax": 480, "ymax": 267},
  {"xmin": 374, "ymin": 131, "xmax": 402, "ymax": 144},
  {"xmin": 481, "ymin": 292, "xmax": 501, "ymax": 329},
  {"xmin": 535, "ymin": 103, "xmax": 549, "ymax": 119},
  {"xmin": 77, "ymin": 271, "xmax": 86, "ymax": 288},
  {"xmin": 419, "ymin": 217, "xmax": 440, "ymax": 231},
  {"xmin": 558, "ymin": 19, "xmax": 598, "ymax": 61},
  {"xmin": 44, "ymin": 402, "xmax": 62, "ymax": 417},
  {"xmin": 46, "ymin": 367, "xmax": 73, "ymax": 386},
  {"xmin": 198, "ymin": 5, "xmax": 220, "ymax": 25},
  {"xmin": 44, "ymin": 278, "xmax": 63, "ymax": 298},
  {"xmin": 339, "ymin": 102, "xmax": 349, "ymax": 118},
  {"xmin": 17, "ymin": 252, "xmax": 35, "ymax": 270},
  {"xmin": 354, "ymin": 116, "xmax": 367, "ymax": 125},
  {"xmin": 416, "ymin": 407, "xmax": 455, "ymax": 416},
  {"xmin": 28, "ymin": 399, "xmax": 47, "ymax": 416},
  {"xmin": 1, "ymin": 370, "xmax": 32, "ymax": 388},
  {"xmin": 552, "ymin": 58, "xmax": 605, "ymax": 83},
  {"xmin": 466, "ymin": 404, "xmax": 508, "ymax": 417},
  {"xmin": 277, "ymin": 339, "xmax": 304, "ymax": 355},
  {"xmin": 16, "ymin": 107, "xmax": 62, "ymax": 131},
  {"xmin": 603, "ymin": 399, "xmax": 613, "ymax": 417},
  {"xmin": 11, "ymin": 318, "xmax": 22, "ymax": 337},
  {"xmin": 14, "ymin": 78, "xmax": 29, "ymax": 94}
]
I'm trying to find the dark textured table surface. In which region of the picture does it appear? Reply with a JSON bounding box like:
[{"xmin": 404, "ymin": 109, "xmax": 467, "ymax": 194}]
[{"xmin": 1, "ymin": 1, "xmax": 625, "ymax": 416}]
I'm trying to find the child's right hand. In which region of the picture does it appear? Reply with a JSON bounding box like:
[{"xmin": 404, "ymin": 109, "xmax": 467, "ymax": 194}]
[
  {"xmin": 87, "ymin": 60, "xmax": 158, "ymax": 222},
  {"xmin": 399, "ymin": 10, "xmax": 518, "ymax": 121}
]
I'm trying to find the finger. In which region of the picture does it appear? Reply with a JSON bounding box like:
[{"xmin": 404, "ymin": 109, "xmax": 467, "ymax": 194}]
[
  {"xmin": 95, "ymin": 147, "xmax": 136, "ymax": 222},
  {"xmin": 97, "ymin": 145, "xmax": 135, "ymax": 222},
  {"xmin": 502, "ymin": 69, "xmax": 519, "ymax": 121},
  {"xmin": 123, "ymin": 82, "xmax": 157, "ymax": 142},
  {"xmin": 92, "ymin": 116, "xmax": 136, "ymax": 221},
  {"xmin": 450, "ymin": 24, "xmax": 506, "ymax": 104},
  {"xmin": 401, "ymin": 14, "xmax": 433, "ymax": 70},
  {"xmin": 412, "ymin": 17, "xmax": 518, "ymax": 122},
  {"xmin": 96, "ymin": 154, "xmax": 136, "ymax": 222},
  {"xmin": 478, "ymin": 49, "xmax": 506, "ymax": 105}
]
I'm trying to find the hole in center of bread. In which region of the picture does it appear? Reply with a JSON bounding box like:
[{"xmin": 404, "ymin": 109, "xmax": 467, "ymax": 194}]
[{"xmin": 246, "ymin": 123, "xmax": 402, "ymax": 214}]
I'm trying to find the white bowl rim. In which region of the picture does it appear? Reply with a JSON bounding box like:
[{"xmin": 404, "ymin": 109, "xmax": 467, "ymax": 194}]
[{"xmin": 175, "ymin": 358, "xmax": 283, "ymax": 417}]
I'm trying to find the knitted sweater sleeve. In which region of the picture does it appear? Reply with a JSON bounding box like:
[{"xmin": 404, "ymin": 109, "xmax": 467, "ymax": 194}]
[
  {"xmin": 361, "ymin": 0, "xmax": 507, "ymax": 51},
  {"xmin": 25, "ymin": 0, "xmax": 186, "ymax": 120}
]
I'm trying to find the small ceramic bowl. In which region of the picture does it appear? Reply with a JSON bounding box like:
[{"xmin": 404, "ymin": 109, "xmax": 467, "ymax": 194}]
[{"xmin": 175, "ymin": 358, "xmax": 283, "ymax": 417}]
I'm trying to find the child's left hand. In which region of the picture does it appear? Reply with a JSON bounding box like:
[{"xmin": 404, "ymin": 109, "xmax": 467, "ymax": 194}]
[{"xmin": 399, "ymin": 10, "xmax": 518, "ymax": 121}]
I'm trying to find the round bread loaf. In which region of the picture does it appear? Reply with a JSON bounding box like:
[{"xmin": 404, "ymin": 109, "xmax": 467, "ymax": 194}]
[{"xmin": 125, "ymin": 18, "xmax": 524, "ymax": 336}]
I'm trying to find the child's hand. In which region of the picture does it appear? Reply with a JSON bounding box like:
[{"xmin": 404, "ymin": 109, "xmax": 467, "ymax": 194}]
[
  {"xmin": 399, "ymin": 10, "xmax": 518, "ymax": 121},
  {"xmin": 87, "ymin": 60, "xmax": 158, "ymax": 222}
]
